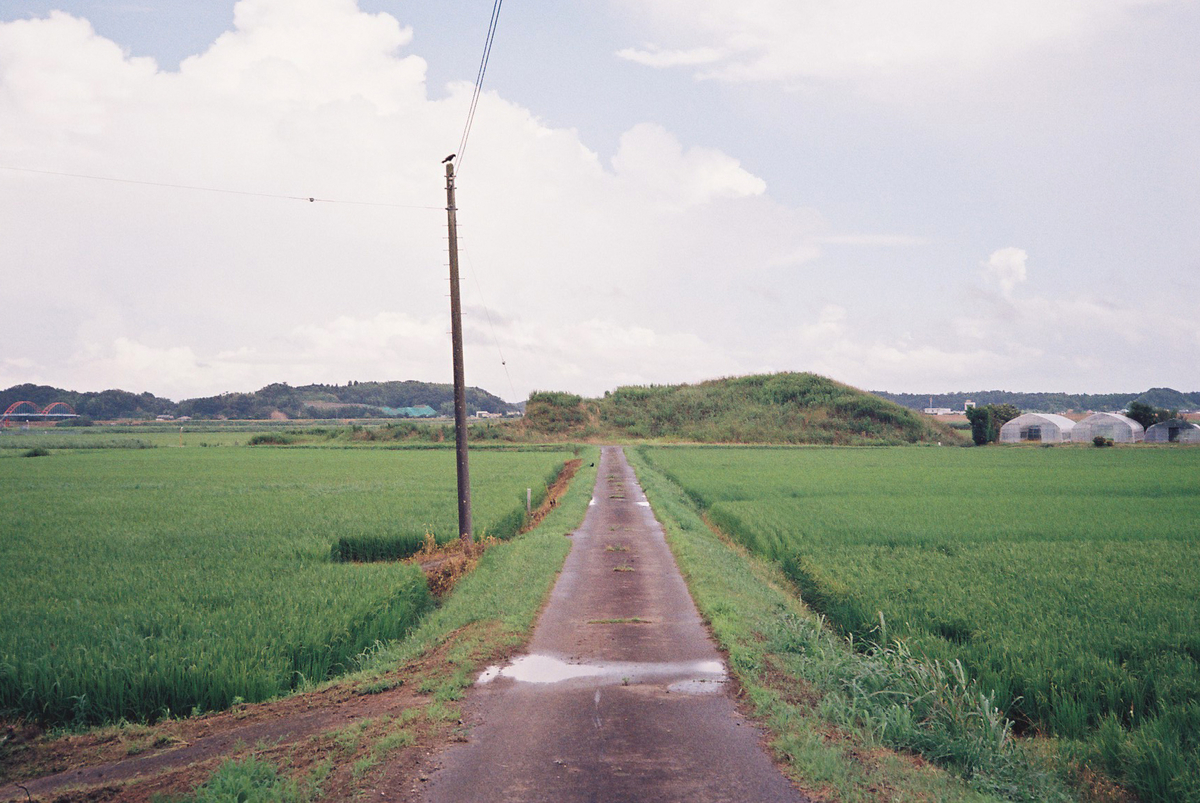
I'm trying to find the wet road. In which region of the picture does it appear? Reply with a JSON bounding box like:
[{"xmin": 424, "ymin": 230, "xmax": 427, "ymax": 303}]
[{"xmin": 422, "ymin": 446, "xmax": 807, "ymax": 803}]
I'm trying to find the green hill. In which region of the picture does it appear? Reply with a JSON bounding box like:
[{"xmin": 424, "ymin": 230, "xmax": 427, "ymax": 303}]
[
  {"xmin": 1133, "ymin": 387, "xmax": 1199, "ymax": 411},
  {"xmin": 0, "ymin": 384, "xmax": 175, "ymax": 421},
  {"xmin": 521, "ymin": 373, "xmax": 959, "ymax": 445}
]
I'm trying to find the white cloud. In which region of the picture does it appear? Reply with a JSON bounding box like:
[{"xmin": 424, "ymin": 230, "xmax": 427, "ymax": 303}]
[
  {"xmin": 814, "ymin": 234, "xmax": 930, "ymax": 247},
  {"xmin": 983, "ymin": 247, "xmax": 1028, "ymax": 296},
  {"xmin": 614, "ymin": 45, "xmax": 727, "ymax": 69},
  {"xmin": 610, "ymin": 122, "xmax": 766, "ymax": 208},
  {"xmin": 757, "ymin": 243, "xmax": 1200, "ymax": 393},
  {"xmin": 614, "ymin": 0, "xmax": 1177, "ymax": 85}
]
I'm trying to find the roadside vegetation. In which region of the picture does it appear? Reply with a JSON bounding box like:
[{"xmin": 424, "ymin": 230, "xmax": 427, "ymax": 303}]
[
  {"xmin": 0, "ymin": 446, "xmax": 573, "ymax": 727},
  {"xmin": 638, "ymin": 445, "xmax": 1200, "ymax": 801}
]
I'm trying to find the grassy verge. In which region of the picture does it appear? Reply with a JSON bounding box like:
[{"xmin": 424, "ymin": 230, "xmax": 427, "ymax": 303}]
[
  {"xmin": 625, "ymin": 446, "xmax": 1076, "ymax": 803},
  {"xmin": 360, "ymin": 448, "xmax": 598, "ymax": 687}
]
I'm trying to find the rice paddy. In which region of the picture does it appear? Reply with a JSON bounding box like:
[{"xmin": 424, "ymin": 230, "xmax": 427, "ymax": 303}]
[
  {"xmin": 0, "ymin": 445, "xmax": 572, "ymax": 726},
  {"xmin": 641, "ymin": 445, "xmax": 1200, "ymax": 801}
]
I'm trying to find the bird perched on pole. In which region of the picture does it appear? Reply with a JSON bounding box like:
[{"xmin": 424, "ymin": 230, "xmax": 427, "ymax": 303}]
[{"xmin": 442, "ymin": 154, "xmax": 456, "ymax": 164}]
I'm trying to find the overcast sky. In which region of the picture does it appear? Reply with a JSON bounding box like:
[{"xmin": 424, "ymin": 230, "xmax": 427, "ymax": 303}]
[{"xmin": 1, "ymin": 0, "xmax": 1197, "ymax": 401}]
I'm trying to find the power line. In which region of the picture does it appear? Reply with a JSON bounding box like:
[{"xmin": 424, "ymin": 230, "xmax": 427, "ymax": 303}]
[
  {"xmin": 0, "ymin": 164, "xmax": 443, "ymax": 210},
  {"xmin": 455, "ymin": 0, "xmax": 504, "ymax": 172}
]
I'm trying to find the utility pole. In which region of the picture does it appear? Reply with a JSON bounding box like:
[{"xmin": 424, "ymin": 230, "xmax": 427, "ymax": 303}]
[{"xmin": 444, "ymin": 159, "xmax": 473, "ymax": 544}]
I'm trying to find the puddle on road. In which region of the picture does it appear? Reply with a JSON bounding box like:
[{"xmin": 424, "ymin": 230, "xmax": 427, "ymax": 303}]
[
  {"xmin": 476, "ymin": 654, "xmax": 726, "ymax": 694},
  {"xmin": 482, "ymin": 655, "xmax": 606, "ymax": 684},
  {"xmin": 667, "ymin": 678, "xmax": 726, "ymax": 694}
]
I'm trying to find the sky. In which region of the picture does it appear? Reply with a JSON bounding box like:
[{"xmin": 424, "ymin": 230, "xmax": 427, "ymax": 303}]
[{"xmin": 1, "ymin": 0, "xmax": 1197, "ymax": 402}]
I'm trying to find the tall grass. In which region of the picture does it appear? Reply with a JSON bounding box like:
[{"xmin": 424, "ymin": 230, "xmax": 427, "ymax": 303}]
[{"xmin": 644, "ymin": 445, "xmax": 1200, "ymax": 801}]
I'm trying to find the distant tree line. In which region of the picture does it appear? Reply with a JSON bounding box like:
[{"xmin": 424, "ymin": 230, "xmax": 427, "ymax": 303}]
[
  {"xmin": 874, "ymin": 387, "xmax": 1199, "ymax": 414},
  {"xmin": 1, "ymin": 380, "xmax": 515, "ymax": 421}
]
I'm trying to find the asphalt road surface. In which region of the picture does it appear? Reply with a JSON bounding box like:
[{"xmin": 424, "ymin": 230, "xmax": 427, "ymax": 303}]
[{"xmin": 422, "ymin": 446, "xmax": 807, "ymax": 803}]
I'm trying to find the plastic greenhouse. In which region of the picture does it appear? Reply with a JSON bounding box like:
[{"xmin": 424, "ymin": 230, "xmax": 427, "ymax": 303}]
[
  {"xmin": 999, "ymin": 413, "xmax": 1077, "ymax": 444},
  {"xmin": 1144, "ymin": 419, "xmax": 1200, "ymax": 443},
  {"xmin": 1071, "ymin": 412, "xmax": 1145, "ymax": 443}
]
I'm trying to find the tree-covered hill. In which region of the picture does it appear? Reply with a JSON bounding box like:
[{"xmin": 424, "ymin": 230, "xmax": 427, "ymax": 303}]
[
  {"xmin": 177, "ymin": 381, "xmax": 514, "ymax": 420},
  {"xmin": 0, "ymin": 384, "xmax": 175, "ymax": 420},
  {"xmin": 1, "ymin": 381, "xmax": 515, "ymax": 421}
]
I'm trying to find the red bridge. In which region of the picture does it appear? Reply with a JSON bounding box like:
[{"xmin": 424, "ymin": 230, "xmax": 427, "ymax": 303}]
[{"xmin": 1, "ymin": 401, "xmax": 79, "ymax": 425}]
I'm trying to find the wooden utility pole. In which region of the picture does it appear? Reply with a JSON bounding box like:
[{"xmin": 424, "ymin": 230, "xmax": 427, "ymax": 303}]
[{"xmin": 444, "ymin": 160, "xmax": 473, "ymax": 544}]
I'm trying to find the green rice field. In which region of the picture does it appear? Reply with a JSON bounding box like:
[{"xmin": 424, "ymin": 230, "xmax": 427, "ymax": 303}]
[
  {"xmin": 642, "ymin": 445, "xmax": 1200, "ymax": 801},
  {"xmin": 0, "ymin": 445, "xmax": 571, "ymax": 726}
]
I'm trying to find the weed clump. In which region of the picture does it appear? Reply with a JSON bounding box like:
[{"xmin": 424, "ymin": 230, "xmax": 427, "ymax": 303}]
[
  {"xmin": 22, "ymin": 447, "xmax": 50, "ymax": 457},
  {"xmin": 247, "ymin": 433, "xmax": 294, "ymax": 446},
  {"xmin": 331, "ymin": 533, "xmax": 429, "ymax": 563},
  {"xmin": 166, "ymin": 755, "xmax": 310, "ymax": 803}
]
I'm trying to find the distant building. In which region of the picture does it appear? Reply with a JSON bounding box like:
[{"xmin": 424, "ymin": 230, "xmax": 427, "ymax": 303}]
[
  {"xmin": 964, "ymin": 400, "xmax": 976, "ymax": 410},
  {"xmin": 1144, "ymin": 419, "xmax": 1200, "ymax": 443},
  {"xmin": 1000, "ymin": 413, "xmax": 1077, "ymax": 444},
  {"xmin": 923, "ymin": 407, "xmax": 954, "ymax": 415},
  {"xmin": 474, "ymin": 410, "xmax": 501, "ymax": 419},
  {"xmin": 1071, "ymin": 412, "xmax": 1144, "ymax": 443}
]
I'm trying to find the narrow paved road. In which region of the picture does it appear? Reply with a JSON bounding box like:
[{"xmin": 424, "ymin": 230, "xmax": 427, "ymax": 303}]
[{"xmin": 422, "ymin": 446, "xmax": 807, "ymax": 802}]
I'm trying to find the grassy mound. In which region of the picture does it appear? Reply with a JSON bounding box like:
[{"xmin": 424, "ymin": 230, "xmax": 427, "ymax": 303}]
[{"xmin": 524, "ymin": 373, "xmax": 957, "ymax": 445}]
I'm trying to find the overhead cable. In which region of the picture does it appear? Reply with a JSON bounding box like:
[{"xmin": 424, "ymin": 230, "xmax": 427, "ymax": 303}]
[
  {"xmin": 0, "ymin": 164, "xmax": 442, "ymax": 210},
  {"xmin": 455, "ymin": 0, "xmax": 504, "ymax": 173}
]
